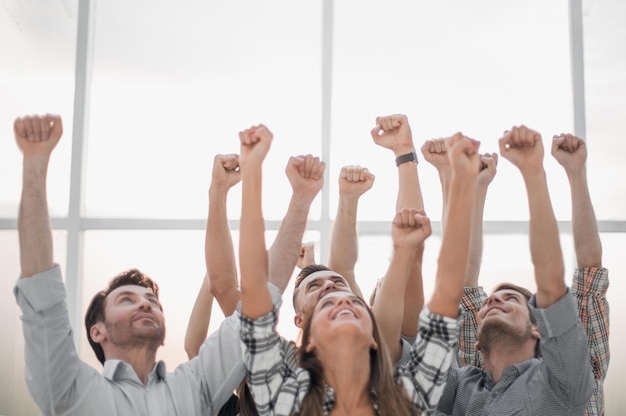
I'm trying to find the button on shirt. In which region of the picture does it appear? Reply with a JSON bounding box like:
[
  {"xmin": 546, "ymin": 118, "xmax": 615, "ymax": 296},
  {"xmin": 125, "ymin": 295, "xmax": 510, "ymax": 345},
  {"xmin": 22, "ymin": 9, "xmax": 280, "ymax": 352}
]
[{"xmin": 14, "ymin": 264, "xmax": 282, "ymax": 416}]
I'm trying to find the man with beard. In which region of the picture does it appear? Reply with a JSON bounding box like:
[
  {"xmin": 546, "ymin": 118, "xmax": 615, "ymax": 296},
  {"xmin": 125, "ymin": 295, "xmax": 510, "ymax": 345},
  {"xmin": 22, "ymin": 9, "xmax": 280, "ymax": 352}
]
[
  {"xmin": 434, "ymin": 125, "xmax": 594, "ymax": 416},
  {"xmin": 12, "ymin": 114, "xmax": 281, "ymax": 416}
]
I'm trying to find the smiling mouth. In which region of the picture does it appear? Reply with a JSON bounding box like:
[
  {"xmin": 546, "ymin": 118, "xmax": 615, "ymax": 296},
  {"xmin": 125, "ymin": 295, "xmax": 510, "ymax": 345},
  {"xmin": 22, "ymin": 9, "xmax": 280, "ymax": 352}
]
[
  {"xmin": 332, "ymin": 308, "xmax": 357, "ymax": 320},
  {"xmin": 485, "ymin": 307, "xmax": 507, "ymax": 317}
]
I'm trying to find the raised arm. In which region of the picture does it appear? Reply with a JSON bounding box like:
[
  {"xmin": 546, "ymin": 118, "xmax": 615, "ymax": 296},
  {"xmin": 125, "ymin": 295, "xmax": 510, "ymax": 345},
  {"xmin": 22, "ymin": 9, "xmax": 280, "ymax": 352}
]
[
  {"xmin": 428, "ymin": 134, "xmax": 479, "ymax": 317},
  {"xmin": 15, "ymin": 114, "xmax": 63, "ymax": 277},
  {"xmin": 268, "ymin": 154, "xmax": 324, "ymax": 293},
  {"xmin": 551, "ymin": 134, "xmax": 602, "ymax": 267},
  {"xmin": 372, "ymin": 208, "xmax": 431, "ymax": 362},
  {"xmin": 185, "ymin": 154, "xmax": 241, "ymax": 358},
  {"xmin": 499, "ymin": 126, "xmax": 566, "ymax": 307},
  {"xmin": 327, "ymin": 164, "xmax": 373, "ymax": 299},
  {"xmin": 552, "ymin": 133, "xmax": 609, "ymax": 413},
  {"xmin": 371, "ymin": 114, "xmax": 425, "ymax": 339},
  {"xmin": 239, "ymin": 125, "xmax": 273, "ymax": 319}
]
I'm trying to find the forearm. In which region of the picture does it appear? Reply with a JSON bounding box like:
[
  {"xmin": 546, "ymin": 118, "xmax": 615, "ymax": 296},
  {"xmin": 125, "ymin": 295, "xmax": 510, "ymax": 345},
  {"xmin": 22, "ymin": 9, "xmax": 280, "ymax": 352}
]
[
  {"xmin": 373, "ymin": 247, "xmax": 414, "ymax": 363},
  {"xmin": 397, "ymin": 161, "xmax": 425, "ymax": 336},
  {"xmin": 240, "ymin": 169, "xmax": 272, "ymax": 318},
  {"xmin": 185, "ymin": 275, "xmax": 214, "ymax": 359},
  {"xmin": 19, "ymin": 157, "xmax": 54, "ymax": 277},
  {"xmin": 268, "ymin": 195, "xmax": 311, "ymax": 293},
  {"xmin": 206, "ymin": 188, "xmax": 239, "ymax": 315},
  {"xmin": 568, "ymin": 170, "xmax": 602, "ymax": 268},
  {"xmin": 401, "ymin": 250, "xmax": 424, "ymax": 339},
  {"xmin": 328, "ymin": 195, "xmax": 363, "ymax": 298},
  {"xmin": 438, "ymin": 168, "xmax": 452, "ymax": 231},
  {"xmin": 396, "ymin": 161, "xmax": 423, "ymax": 211},
  {"xmin": 465, "ymin": 185, "xmax": 487, "ymax": 287},
  {"xmin": 429, "ymin": 178, "xmax": 473, "ymax": 317},
  {"xmin": 523, "ymin": 170, "xmax": 566, "ymax": 307}
]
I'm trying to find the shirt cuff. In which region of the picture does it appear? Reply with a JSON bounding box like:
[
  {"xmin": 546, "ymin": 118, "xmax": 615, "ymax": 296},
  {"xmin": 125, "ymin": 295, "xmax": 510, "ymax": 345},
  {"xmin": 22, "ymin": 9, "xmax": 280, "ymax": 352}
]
[
  {"xmin": 460, "ymin": 286, "xmax": 487, "ymax": 312},
  {"xmin": 418, "ymin": 306, "xmax": 462, "ymax": 344},
  {"xmin": 572, "ymin": 267, "xmax": 609, "ymax": 297},
  {"xmin": 13, "ymin": 264, "xmax": 66, "ymax": 313}
]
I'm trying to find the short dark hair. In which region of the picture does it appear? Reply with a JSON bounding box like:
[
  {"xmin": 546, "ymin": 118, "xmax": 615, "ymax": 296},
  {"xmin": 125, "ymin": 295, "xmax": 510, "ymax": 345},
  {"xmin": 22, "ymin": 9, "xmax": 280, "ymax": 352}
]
[
  {"xmin": 292, "ymin": 264, "xmax": 333, "ymax": 309},
  {"xmin": 84, "ymin": 269, "xmax": 160, "ymax": 365}
]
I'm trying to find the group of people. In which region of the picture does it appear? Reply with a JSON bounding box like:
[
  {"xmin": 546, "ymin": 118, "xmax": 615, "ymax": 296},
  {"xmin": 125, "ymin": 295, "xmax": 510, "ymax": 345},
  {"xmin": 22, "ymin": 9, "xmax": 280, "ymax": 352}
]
[{"xmin": 12, "ymin": 112, "xmax": 609, "ymax": 415}]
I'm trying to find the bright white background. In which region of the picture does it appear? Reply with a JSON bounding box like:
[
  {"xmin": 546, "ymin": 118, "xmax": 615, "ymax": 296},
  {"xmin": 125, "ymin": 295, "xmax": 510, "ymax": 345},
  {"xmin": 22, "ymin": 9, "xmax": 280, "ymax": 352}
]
[{"xmin": 1, "ymin": 0, "xmax": 625, "ymax": 414}]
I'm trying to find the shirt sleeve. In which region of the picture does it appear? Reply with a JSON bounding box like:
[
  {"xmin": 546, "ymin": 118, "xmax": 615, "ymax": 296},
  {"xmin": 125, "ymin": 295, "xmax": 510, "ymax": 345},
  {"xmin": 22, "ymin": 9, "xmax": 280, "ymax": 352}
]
[
  {"xmin": 397, "ymin": 306, "xmax": 461, "ymax": 412},
  {"xmin": 530, "ymin": 288, "xmax": 595, "ymax": 410},
  {"xmin": 239, "ymin": 306, "xmax": 307, "ymax": 416},
  {"xmin": 196, "ymin": 282, "xmax": 283, "ymax": 415},
  {"xmin": 458, "ymin": 286, "xmax": 487, "ymax": 368},
  {"xmin": 571, "ymin": 267, "xmax": 609, "ymax": 382},
  {"xmin": 13, "ymin": 264, "xmax": 99, "ymax": 415}
]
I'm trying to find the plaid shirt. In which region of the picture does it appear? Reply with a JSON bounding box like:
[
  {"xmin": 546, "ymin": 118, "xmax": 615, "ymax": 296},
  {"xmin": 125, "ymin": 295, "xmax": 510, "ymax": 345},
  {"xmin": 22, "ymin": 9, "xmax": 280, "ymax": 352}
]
[
  {"xmin": 240, "ymin": 306, "xmax": 460, "ymax": 416},
  {"xmin": 457, "ymin": 267, "xmax": 609, "ymax": 416}
]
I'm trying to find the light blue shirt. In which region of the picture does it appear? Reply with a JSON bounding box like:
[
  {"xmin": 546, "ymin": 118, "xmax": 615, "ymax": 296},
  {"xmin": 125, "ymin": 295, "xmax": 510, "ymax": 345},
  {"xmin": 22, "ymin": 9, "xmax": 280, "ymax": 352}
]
[{"xmin": 14, "ymin": 264, "xmax": 282, "ymax": 416}]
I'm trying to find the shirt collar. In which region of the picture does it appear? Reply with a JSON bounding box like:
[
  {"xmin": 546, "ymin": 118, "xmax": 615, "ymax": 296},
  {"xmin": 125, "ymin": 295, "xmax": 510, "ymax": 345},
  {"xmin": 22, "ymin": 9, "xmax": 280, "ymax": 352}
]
[{"xmin": 103, "ymin": 359, "xmax": 167, "ymax": 383}]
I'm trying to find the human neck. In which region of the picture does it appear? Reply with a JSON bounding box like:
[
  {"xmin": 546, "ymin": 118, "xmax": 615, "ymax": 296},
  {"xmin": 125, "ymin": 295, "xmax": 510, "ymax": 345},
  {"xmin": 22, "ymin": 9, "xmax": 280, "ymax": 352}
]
[
  {"xmin": 482, "ymin": 342, "xmax": 535, "ymax": 383},
  {"xmin": 318, "ymin": 344, "xmax": 373, "ymax": 414},
  {"xmin": 106, "ymin": 345, "xmax": 158, "ymax": 384}
]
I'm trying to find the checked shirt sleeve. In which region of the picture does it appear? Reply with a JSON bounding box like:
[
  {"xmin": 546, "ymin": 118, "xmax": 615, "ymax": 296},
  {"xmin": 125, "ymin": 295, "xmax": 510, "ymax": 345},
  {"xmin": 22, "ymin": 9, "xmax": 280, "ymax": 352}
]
[
  {"xmin": 397, "ymin": 306, "xmax": 461, "ymax": 412},
  {"xmin": 240, "ymin": 308, "xmax": 308, "ymax": 416},
  {"xmin": 458, "ymin": 287, "xmax": 487, "ymax": 368},
  {"xmin": 572, "ymin": 267, "xmax": 609, "ymax": 416}
]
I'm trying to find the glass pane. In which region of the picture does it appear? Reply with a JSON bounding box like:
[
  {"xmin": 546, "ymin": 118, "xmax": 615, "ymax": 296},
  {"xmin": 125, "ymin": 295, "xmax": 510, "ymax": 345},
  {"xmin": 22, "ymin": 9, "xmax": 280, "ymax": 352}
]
[
  {"xmin": 1, "ymin": 230, "xmax": 66, "ymax": 415},
  {"xmin": 583, "ymin": 0, "xmax": 626, "ymax": 220},
  {"xmin": 331, "ymin": 0, "xmax": 573, "ymax": 221},
  {"xmin": 85, "ymin": 0, "xmax": 322, "ymax": 220},
  {"xmin": 0, "ymin": 0, "xmax": 76, "ymax": 217}
]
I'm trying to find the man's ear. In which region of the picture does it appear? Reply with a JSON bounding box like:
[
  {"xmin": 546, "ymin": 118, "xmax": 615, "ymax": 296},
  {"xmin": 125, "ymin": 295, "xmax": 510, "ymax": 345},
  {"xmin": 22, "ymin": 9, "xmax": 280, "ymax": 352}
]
[
  {"xmin": 474, "ymin": 341, "xmax": 481, "ymax": 351},
  {"xmin": 90, "ymin": 321, "xmax": 107, "ymax": 343},
  {"xmin": 531, "ymin": 324, "xmax": 541, "ymax": 341},
  {"xmin": 294, "ymin": 313, "xmax": 304, "ymax": 329}
]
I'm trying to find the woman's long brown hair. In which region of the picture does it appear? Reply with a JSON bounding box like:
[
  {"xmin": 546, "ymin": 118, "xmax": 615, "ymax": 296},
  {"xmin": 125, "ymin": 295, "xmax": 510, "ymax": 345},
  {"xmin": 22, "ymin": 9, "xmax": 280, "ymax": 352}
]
[{"xmin": 296, "ymin": 298, "xmax": 418, "ymax": 416}]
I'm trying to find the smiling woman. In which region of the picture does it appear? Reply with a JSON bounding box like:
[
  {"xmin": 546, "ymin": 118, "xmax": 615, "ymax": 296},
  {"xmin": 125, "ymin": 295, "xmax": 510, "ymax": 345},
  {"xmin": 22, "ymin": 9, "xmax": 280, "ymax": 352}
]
[{"xmin": 1, "ymin": 0, "xmax": 626, "ymax": 414}]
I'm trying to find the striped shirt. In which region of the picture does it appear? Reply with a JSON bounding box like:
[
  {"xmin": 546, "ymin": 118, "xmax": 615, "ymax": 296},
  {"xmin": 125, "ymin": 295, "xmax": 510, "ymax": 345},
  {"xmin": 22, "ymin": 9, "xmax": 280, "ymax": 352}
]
[
  {"xmin": 458, "ymin": 268, "xmax": 609, "ymax": 415},
  {"xmin": 439, "ymin": 288, "xmax": 594, "ymax": 415},
  {"xmin": 240, "ymin": 306, "xmax": 461, "ymax": 416}
]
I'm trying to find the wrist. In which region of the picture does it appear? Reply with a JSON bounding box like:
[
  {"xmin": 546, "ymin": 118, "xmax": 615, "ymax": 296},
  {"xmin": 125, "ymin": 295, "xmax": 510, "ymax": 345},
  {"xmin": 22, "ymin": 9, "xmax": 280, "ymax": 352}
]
[{"xmin": 395, "ymin": 151, "xmax": 418, "ymax": 167}]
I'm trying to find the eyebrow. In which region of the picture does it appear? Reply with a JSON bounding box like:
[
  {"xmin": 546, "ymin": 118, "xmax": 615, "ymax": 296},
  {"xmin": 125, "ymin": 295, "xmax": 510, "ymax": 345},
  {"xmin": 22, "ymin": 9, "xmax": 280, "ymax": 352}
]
[{"xmin": 114, "ymin": 290, "xmax": 158, "ymax": 302}]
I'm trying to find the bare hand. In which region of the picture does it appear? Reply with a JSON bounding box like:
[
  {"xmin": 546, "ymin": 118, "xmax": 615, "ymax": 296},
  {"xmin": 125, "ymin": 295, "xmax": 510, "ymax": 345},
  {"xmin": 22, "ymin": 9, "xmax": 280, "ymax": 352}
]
[
  {"xmin": 239, "ymin": 124, "xmax": 273, "ymax": 169},
  {"xmin": 446, "ymin": 133, "xmax": 481, "ymax": 179},
  {"xmin": 370, "ymin": 114, "xmax": 415, "ymax": 155},
  {"xmin": 391, "ymin": 208, "xmax": 432, "ymax": 249},
  {"xmin": 14, "ymin": 114, "xmax": 63, "ymax": 158},
  {"xmin": 421, "ymin": 138, "xmax": 450, "ymax": 172},
  {"xmin": 297, "ymin": 242, "xmax": 316, "ymax": 269},
  {"xmin": 498, "ymin": 125, "xmax": 544, "ymax": 174},
  {"xmin": 477, "ymin": 152, "xmax": 498, "ymax": 188},
  {"xmin": 211, "ymin": 154, "xmax": 241, "ymax": 192},
  {"xmin": 338, "ymin": 165, "xmax": 375, "ymax": 199},
  {"xmin": 551, "ymin": 133, "xmax": 586, "ymax": 175},
  {"xmin": 285, "ymin": 154, "xmax": 325, "ymax": 202}
]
